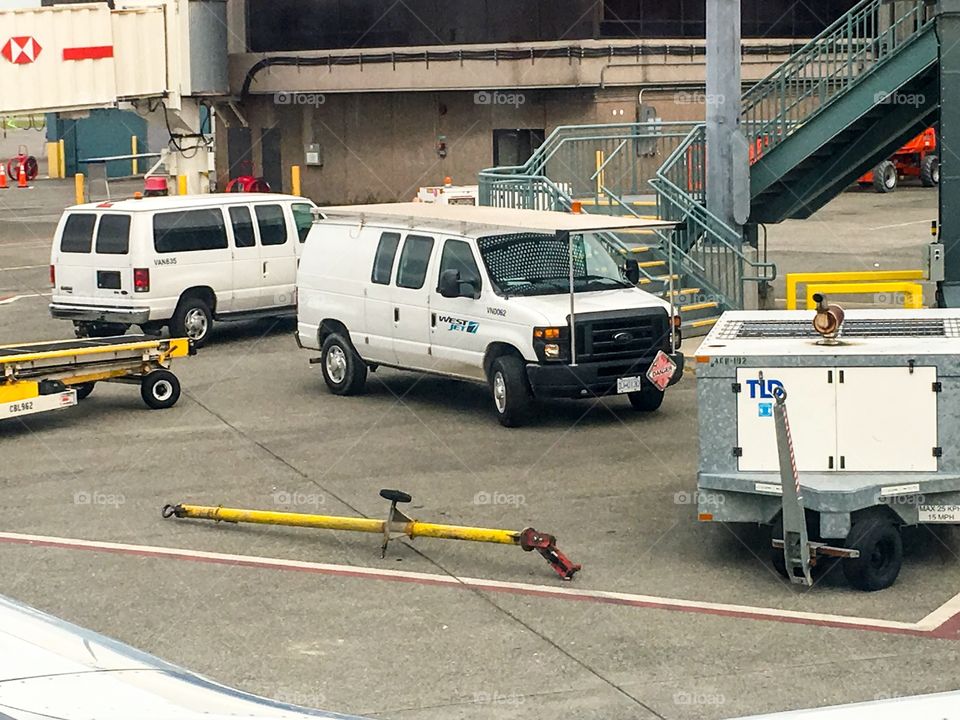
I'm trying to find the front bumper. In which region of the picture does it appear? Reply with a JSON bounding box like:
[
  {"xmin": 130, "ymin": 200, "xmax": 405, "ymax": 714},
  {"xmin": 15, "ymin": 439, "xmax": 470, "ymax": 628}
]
[
  {"xmin": 49, "ymin": 302, "xmax": 150, "ymax": 325},
  {"xmin": 526, "ymin": 351, "xmax": 684, "ymax": 399}
]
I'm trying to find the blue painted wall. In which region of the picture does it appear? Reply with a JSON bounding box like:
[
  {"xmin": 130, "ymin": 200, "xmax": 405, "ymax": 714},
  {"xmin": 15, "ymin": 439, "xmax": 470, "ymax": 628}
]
[{"xmin": 47, "ymin": 109, "xmax": 148, "ymax": 178}]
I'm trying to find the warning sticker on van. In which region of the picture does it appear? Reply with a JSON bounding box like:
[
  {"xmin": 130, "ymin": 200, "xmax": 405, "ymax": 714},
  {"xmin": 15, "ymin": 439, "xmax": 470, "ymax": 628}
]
[{"xmin": 439, "ymin": 315, "xmax": 478, "ymax": 334}]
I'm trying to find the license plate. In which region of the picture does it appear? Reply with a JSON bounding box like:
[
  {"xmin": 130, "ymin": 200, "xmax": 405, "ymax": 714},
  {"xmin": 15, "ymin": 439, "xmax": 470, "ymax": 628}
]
[{"xmin": 616, "ymin": 376, "xmax": 644, "ymax": 394}]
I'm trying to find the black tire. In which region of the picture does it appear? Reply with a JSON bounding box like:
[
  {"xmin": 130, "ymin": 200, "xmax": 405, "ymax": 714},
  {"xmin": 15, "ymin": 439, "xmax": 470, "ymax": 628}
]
[
  {"xmin": 75, "ymin": 322, "xmax": 129, "ymax": 338},
  {"xmin": 140, "ymin": 321, "xmax": 165, "ymax": 336},
  {"xmin": 921, "ymin": 154, "xmax": 940, "ymax": 187},
  {"xmin": 489, "ymin": 355, "xmax": 532, "ymax": 427},
  {"xmin": 628, "ymin": 385, "xmax": 664, "ymax": 412},
  {"xmin": 872, "ymin": 160, "xmax": 897, "ymax": 193},
  {"xmin": 320, "ymin": 333, "xmax": 367, "ymax": 395},
  {"xmin": 170, "ymin": 296, "xmax": 213, "ymax": 347},
  {"xmin": 770, "ymin": 516, "xmax": 788, "ymax": 578},
  {"xmin": 73, "ymin": 382, "xmax": 96, "ymax": 401},
  {"xmin": 140, "ymin": 369, "xmax": 181, "ymax": 410},
  {"xmin": 842, "ymin": 519, "xmax": 903, "ymax": 591}
]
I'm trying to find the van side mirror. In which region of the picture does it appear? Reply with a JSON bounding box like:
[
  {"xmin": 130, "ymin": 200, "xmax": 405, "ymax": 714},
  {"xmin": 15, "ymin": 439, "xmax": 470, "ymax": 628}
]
[
  {"xmin": 625, "ymin": 258, "xmax": 641, "ymax": 285},
  {"xmin": 438, "ymin": 269, "xmax": 477, "ymax": 298}
]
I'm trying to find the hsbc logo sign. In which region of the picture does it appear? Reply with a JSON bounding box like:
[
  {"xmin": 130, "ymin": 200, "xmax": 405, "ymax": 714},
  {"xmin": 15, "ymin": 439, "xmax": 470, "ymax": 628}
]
[{"xmin": 2, "ymin": 36, "xmax": 42, "ymax": 65}]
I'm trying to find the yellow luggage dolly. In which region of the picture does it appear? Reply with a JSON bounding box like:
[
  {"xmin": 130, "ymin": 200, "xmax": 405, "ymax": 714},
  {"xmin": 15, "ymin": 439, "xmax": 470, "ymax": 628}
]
[
  {"xmin": 163, "ymin": 489, "xmax": 582, "ymax": 580},
  {"xmin": 0, "ymin": 335, "xmax": 194, "ymax": 421}
]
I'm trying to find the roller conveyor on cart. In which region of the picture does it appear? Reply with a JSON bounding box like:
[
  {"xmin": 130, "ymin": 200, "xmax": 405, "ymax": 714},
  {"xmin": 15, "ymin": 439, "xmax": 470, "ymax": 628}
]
[{"xmin": 0, "ymin": 335, "xmax": 194, "ymax": 420}]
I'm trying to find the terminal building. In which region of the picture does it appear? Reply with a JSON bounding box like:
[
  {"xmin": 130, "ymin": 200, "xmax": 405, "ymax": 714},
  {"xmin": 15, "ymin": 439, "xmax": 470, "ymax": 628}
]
[{"xmin": 223, "ymin": 1, "xmax": 858, "ymax": 202}]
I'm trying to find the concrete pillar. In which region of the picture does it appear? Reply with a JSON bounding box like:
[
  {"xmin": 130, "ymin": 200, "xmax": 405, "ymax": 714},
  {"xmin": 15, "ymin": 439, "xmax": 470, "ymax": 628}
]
[{"xmin": 705, "ymin": 0, "xmax": 749, "ymax": 234}]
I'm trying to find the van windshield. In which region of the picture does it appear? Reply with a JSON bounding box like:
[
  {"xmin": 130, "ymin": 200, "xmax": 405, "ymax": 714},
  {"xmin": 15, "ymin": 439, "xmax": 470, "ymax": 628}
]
[{"xmin": 476, "ymin": 232, "xmax": 631, "ymax": 297}]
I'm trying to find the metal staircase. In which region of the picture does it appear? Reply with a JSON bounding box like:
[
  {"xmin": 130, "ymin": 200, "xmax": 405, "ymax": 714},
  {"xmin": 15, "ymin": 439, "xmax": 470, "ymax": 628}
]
[{"xmin": 479, "ymin": 0, "xmax": 939, "ymax": 334}]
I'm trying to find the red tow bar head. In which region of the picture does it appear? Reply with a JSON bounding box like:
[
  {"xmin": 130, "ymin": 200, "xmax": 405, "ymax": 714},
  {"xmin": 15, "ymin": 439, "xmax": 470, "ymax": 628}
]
[{"xmin": 519, "ymin": 528, "xmax": 581, "ymax": 581}]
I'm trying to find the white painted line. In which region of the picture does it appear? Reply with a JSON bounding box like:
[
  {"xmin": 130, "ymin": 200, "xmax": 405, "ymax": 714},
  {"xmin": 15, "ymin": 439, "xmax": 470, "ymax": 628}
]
[
  {"xmin": 0, "ymin": 530, "xmax": 951, "ymax": 637},
  {"xmin": 0, "ymin": 293, "xmax": 44, "ymax": 305},
  {"xmin": 867, "ymin": 219, "xmax": 934, "ymax": 230},
  {"xmin": 0, "ymin": 264, "xmax": 46, "ymax": 271}
]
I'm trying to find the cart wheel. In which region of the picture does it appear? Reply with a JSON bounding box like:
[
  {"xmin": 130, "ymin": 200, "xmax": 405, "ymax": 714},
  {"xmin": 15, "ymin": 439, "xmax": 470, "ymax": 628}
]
[
  {"xmin": 769, "ymin": 516, "xmax": 788, "ymax": 578},
  {"xmin": 842, "ymin": 519, "xmax": 902, "ymax": 591},
  {"xmin": 141, "ymin": 370, "xmax": 181, "ymax": 410},
  {"xmin": 74, "ymin": 382, "xmax": 96, "ymax": 401},
  {"xmin": 628, "ymin": 386, "xmax": 664, "ymax": 412},
  {"xmin": 872, "ymin": 160, "xmax": 897, "ymax": 193},
  {"xmin": 921, "ymin": 155, "xmax": 940, "ymax": 187}
]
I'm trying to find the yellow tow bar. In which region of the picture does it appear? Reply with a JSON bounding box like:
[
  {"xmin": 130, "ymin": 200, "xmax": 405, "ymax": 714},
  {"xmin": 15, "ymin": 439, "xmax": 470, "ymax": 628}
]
[{"xmin": 162, "ymin": 489, "xmax": 581, "ymax": 580}]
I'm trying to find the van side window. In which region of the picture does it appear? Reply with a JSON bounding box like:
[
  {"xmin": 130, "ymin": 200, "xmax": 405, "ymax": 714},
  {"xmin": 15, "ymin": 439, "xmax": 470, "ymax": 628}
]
[
  {"xmin": 95, "ymin": 214, "xmax": 131, "ymax": 255},
  {"xmin": 60, "ymin": 213, "xmax": 96, "ymax": 253},
  {"xmin": 371, "ymin": 232, "xmax": 400, "ymax": 284},
  {"xmin": 396, "ymin": 235, "xmax": 435, "ymax": 290},
  {"xmin": 292, "ymin": 203, "xmax": 313, "ymax": 243},
  {"xmin": 255, "ymin": 205, "xmax": 287, "ymax": 246},
  {"xmin": 439, "ymin": 240, "xmax": 481, "ymax": 291},
  {"xmin": 154, "ymin": 209, "xmax": 228, "ymax": 253},
  {"xmin": 229, "ymin": 206, "xmax": 256, "ymax": 248}
]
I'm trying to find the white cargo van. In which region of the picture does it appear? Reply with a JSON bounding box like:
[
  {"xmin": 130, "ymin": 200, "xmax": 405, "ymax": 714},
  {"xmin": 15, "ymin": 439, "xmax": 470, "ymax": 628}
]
[
  {"xmin": 49, "ymin": 194, "xmax": 316, "ymax": 345},
  {"xmin": 296, "ymin": 203, "xmax": 684, "ymax": 426}
]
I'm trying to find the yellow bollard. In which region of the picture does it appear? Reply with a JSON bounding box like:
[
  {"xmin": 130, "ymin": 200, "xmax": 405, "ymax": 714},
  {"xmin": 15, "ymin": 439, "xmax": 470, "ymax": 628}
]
[
  {"xmin": 177, "ymin": 174, "xmax": 188, "ymax": 195},
  {"xmin": 58, "ymin": 139, "xmax": 66, "ymax": 179},
  {"xmin": 786, "ymin": 270, "xmax": 924, "ymax": 310},
  {"xmin": 74, "ymin": 173, "xmax": 85, "ymax": 205},
  {"xmin": 291, "ymin": 164, "xmax": 301, "ymax": 196},
  {"xmin": 131, "ymin": 136, "xmax": 138, "ymax": 176},
  {"xmin": 46, "ymin": 142, "xmax": 60, "ymax": 179}
]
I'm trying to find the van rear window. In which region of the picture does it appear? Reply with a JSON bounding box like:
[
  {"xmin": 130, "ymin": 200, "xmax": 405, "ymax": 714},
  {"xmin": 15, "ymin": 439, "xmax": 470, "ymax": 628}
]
[
  {"xmin": 154, "ymin": 209, "xmax": 228, "ymax": 253},
  {"xmin": 60, "ymin": 213, "xmax": 96, "ymax": 253},
  {"xmin": 95, "ymin": 214, "xmax": 131, "ymax": 255},
  {"xmin": 292, "ymin": 203, "xmax": 313, "ymax": 242}
]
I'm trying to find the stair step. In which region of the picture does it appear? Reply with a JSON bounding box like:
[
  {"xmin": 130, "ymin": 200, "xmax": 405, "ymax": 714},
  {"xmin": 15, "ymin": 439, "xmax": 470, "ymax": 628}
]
[
  {"xmin": 684, "ymin": 316, "xmax": 720, "ymax": 329},
  {"xmin": 637, "ymin": 260, "xmax": 666, "ymax": 268},
  {"xmin": 679, "ymin": 301, "xmax": 719, "ymax": 312},
  {"xmin": 668, "ymin": 287, "xmax": 701, "ymax": 297},
  {"xmin": 627, "ymin": 245, "xmax": 651, "ymax": 253}
]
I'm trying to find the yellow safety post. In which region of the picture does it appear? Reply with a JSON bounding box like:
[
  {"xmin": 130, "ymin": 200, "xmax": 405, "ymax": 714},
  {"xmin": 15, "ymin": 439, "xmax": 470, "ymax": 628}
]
[
  {"xmin": 805, "ymin": 281, "xmax": 924, "ymax": 310},
  {"xmin": 45, "ymin": 142, "xmax": 60, "ymax": 179},
  {"xmin": 291, "ymin": 164, "xmax": 301, "ymax": 196},
  {"xmin": 177, "ymin": 174, "xmax": 188, "ymax": 195},
  {"xmin": 163, "ymin": 489, "xmax": 580, "ymax": 580},
  {"xmin": 131, "ymin": 136, "xmax": 138, "ymax": 176},
  {"xmin": 595, "ymin": 150, "xmax": 604, "ymax": 198},
  {"xmin": 58, "ymin": 139, "xmax": 65, "ymax": 178},
  {"xmin": 786, "ymin": 270, "xmax": 924, "ymax": 310},
  {"xmin": 74, "ymin": 173, "xmax": 85, "ymax": 205}
]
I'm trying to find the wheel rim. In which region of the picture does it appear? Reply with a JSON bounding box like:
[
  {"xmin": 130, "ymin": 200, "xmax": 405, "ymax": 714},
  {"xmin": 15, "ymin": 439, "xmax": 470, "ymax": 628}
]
[
  {"xmin": 326, "ymin": 346, "xmax": 347, "ymax": 384},
  {"xmin": 184, "ymin": 308, "xmax": 208, "ymax": 340},
  {"xmin": 493, "ymin": 372, "xmax": 507, "ymax": 413},
  {"xmin": 152, "ymin": 379, "xmax": 173, "ymax": 402},
  {"xmin": 885, "ymin": 167, "xmax": 897, "ymax": 188},
  {"xmin": 934, "ymin": 164, "xmax": 941, "ymax": 183}
]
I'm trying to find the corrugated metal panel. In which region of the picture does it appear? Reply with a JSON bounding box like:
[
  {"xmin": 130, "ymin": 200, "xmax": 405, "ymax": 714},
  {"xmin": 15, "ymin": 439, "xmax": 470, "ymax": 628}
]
[
  {"xmin": 0, "ymin": 4, "xmax": 117, "ymax": 114},
  {"xmin": 187, "ymin": 0, "xmax": 227, "ymax": 94},
  {"xmin": 112, "ymin": 6, "xmax": 167, "ymax": 98}
]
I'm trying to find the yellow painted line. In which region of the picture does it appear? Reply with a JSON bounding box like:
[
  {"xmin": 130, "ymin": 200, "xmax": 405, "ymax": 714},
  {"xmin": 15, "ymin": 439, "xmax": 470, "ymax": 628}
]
[{"xmin": 680, "ymin": 301, "xmax": 719, "ymax": 312}]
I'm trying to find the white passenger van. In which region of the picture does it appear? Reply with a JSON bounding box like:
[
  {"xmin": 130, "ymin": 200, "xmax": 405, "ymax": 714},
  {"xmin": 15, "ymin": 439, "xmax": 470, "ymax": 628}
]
[
  {"xmin": 296, "ymin": 203, "xmax": 684, "ymax": 426},
  {"xmin": 49, "ymin": 194, "xmax": 316, "ymax": 345}
]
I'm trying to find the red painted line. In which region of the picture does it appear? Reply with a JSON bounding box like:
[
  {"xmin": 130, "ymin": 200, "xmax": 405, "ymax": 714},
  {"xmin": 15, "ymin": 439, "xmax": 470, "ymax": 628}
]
[
  {"xmin": 1, "ymin": 532, "xmax": 956, "ymax": 639},
  {"xmin": 63, "ymin": 45, "xmax": 114, "ymax": 61}
]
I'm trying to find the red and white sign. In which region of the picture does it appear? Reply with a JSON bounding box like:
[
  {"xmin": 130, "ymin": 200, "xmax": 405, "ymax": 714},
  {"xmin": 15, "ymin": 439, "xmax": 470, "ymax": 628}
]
[
  {"xmin": 1, "ymin": 36, "xmax": 42, "ymax": 65},
  {"xmin": 645, "ymin": 350, "xmax": 678, "ymax": 392},
  {"xmin": 63, "ymin": 45, "xmax": 114, "ymax": 61}
]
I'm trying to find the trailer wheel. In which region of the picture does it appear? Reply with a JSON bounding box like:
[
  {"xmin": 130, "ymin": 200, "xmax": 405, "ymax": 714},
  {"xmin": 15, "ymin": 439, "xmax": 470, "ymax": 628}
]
[
  {"xmin": 140, "ymin": 370, "xmax": 181, "ymax": 410},
  {"xmin": 872, "ymin": 160, "xmax": 898, "ymax": 193},
  {"xmin": 921, "ymin": 155, "xmax": 940, "ymax": 187},
  {"xmin": 74, "ymin": 382, "xmax": 96, "ymax": 401},
  {"xmin": 842, "ymin": 519, "xmax": 902, "ymax": 591},
  {"xmin": 490, "ymin": 355, "xmax": 532, "ymax": 427},
  {"xmin": 628, "ymin": 386, "xmax": 664, "ymax": 412},
  {"xmin": 320, "ymin": 333, "xmax": 367, "ymax": 395}
]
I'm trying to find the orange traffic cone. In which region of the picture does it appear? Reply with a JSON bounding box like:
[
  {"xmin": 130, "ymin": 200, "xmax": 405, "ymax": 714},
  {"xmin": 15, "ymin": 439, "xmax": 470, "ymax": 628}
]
[
  {"xmin": 17, "ymin": 167, "xmax": 27, "ymax": 189},
  {"xmin": 0, "ymin": 166, "xmax": 7, "ymax": 189}
]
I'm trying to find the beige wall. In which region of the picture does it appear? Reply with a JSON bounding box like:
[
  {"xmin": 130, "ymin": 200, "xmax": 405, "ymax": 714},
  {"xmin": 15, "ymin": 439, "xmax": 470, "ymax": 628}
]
[{"xmin": 218, "ymin": 87, "xmax": 728, "ymax": 204}]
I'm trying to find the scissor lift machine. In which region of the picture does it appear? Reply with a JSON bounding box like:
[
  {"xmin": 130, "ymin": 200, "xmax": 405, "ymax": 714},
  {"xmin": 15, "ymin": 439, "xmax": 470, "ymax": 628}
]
[
  {"xmin": 1, "ymin": 336, "xmax": 193, "ymax": 421},
  {"xmin": 695, "ymin": 303, "xmax": 960, "ymax": 590}
]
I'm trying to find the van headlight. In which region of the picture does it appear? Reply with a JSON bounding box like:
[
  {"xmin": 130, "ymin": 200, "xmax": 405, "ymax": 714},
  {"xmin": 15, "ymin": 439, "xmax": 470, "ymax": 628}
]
[
  {"xmin": 544, "ymin": 343, "xmax": 561, "ymax": 359},
  {"xmin": 533, "ymin": 327, "xmax": 569, "ymax": 362}
]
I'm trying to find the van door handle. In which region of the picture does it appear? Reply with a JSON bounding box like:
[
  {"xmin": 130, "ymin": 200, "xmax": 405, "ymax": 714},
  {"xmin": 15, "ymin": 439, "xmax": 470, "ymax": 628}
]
[
  {"xmin": 262, "ymin": 261, "xmax": 268, "ymax": 276},
  {"xmin": 394, "ymin": 307, "xmax": 400, "ymax": 322},
  {"xmin": 431, "ymin": 313, "xmax": 436, "ymax": 327}
]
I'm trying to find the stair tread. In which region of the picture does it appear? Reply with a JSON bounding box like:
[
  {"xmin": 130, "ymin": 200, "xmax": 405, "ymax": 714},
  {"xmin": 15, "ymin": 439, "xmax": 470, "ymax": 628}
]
[
  {"xmin": 679, "ymin": 301, "xmax": 720, "ymax": 312},
  {"xmin": 683, "ymin": 317, "xmax": 720, "ymax": 329}
]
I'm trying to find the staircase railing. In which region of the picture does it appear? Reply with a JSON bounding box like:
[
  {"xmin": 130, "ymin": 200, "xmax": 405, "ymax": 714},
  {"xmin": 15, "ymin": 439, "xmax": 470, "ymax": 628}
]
[
  {"xmin": 742, "ymin": 0, "xmax": 934, "ymax": 154},
  {"xmin": 651, "ymin": 124, "xmax": 776, "ymax": 309}
]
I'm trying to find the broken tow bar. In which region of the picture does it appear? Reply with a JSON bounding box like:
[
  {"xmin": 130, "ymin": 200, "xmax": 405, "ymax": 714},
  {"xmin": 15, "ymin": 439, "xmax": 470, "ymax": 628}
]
[{"xmin": 161, "ymin": 489, "xmax": 581, "ymax": 580}]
